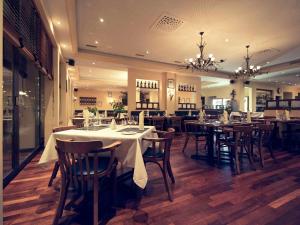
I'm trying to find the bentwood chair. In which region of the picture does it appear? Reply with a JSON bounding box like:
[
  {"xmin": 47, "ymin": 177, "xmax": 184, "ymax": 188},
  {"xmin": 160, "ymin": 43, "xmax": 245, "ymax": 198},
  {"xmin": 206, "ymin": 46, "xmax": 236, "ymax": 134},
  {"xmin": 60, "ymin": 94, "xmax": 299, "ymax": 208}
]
[
  {"xmin": 169, "ymin": 116, "xmax": 182, "ymax": 133},
  {"xmin": 253, "ymin": 124, "xmax": 275, "ymax": 167},
  {"xmin": 48, "ymin": 125, "xmax": 77, "ymax": 187},
  {"xmin": 72, "ymin": 118, "xmax": 84, "ymax": 127},
  {"xmin": 151, "ymin": 116, "xmax": 165, "ymax": 131},
  {"xmin": 182, "ymin": 121, "xmax": 208, "ymax": 158},
  {"xmin": 53, "ymin": 139, "xmax": 121, "ymax": 225},
  {"xmin": 218, "ymin": 126, "xmax": 255, "ymax": 174},
  {"xmin": 142, "ymin": 128, "xmax": 175, "ymax": 201}
]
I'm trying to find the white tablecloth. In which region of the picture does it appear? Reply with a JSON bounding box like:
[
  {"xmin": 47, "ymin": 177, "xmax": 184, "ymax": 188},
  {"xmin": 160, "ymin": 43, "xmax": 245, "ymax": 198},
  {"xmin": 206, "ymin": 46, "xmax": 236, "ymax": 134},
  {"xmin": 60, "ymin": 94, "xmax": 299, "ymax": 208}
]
[{"xmin": 39, "ymin": 125, "xmax": 156, "ymax": 189}]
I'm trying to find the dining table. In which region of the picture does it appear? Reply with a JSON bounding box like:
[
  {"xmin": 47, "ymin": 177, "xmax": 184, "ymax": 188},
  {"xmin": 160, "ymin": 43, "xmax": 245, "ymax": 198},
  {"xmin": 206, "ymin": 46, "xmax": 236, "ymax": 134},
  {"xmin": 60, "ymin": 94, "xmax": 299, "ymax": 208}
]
[
  {"xmin": 186, "ymin": 120, "xmax": 261, "ymax": 165},
  {"xmin": 39, "ymin": 125, "xmax": 157, "ymax": 189}
]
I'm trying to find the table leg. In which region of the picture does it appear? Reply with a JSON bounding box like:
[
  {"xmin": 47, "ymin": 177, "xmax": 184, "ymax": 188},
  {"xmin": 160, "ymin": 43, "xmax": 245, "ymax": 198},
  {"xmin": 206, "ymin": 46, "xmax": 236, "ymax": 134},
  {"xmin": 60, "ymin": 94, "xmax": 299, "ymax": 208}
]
[{"xmin": 207, "ymin": 127, "xmax": 215, "ymax": 166}]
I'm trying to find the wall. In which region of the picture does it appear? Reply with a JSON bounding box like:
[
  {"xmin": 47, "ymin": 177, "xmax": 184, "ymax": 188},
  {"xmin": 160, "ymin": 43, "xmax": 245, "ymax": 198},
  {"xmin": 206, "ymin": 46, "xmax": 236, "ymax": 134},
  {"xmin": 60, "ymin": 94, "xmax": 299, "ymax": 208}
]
[
  {"xmin": 127, "ymin": 68, "xmax": 166, "ymax": 112},
  {"xmin": 74, "ymin": 89, "xmax": 127, "ymax": 110},
  {"xmin": 202, "ymin": 81, "xmax": 300, "ymax": 112}
]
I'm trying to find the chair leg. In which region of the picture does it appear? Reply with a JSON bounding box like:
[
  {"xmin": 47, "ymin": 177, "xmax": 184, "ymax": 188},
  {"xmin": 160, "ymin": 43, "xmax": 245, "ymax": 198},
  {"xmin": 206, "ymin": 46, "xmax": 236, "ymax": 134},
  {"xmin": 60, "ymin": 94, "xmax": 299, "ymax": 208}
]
[
  {"xmin": 93, "ymin": 179, "xmax": 99, "ymax": 225},
  {"xmin": 217, "ymin": 143, "xmax": 221, "ymax": 167},
  {"xmin": 53, "ymin": 179, "xmax": 69, "ymax": 225},
  {"xmin": 245, "ymin": 144, "xmax": 255, "ymax": 170},
  {"xmin": 234, "ymin": 147, "xmax": 240, "ymax": 175},
  {"xmin": 182, "ymin": 135, "xmax": 190, "ymax": 153},
  {"xmin": 166, "ymin": 162, "xmax": 175, "ymax": 184},
  {"xmin": 259, "ymin": 144, "xmax": 264, "ymax": 167},
  {"xmin": 112, "ymin": 167, "xmax": 117, "ymax": 207},
  {"xmin": 48, "ymin": 161, "xmax": 60, "ymax": 187},
  {"xmin": 162, "ymin": 165, "xmax": 173, "ymax": 201},
  {"xmin": 268, "ymin": 141, "xmax": 276, "ymax": 161}
]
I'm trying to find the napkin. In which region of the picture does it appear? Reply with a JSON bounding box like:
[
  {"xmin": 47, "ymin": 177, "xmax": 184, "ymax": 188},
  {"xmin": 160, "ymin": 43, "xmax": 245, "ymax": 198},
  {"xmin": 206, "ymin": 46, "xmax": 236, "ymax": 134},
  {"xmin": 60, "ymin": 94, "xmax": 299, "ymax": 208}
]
[
  {"xmin": 275, "ymin": 110, "xmax": 280, "ymax": 120},
  {"xmin": 67, "ymin": 119, "xmax": 73, "ymax": 126},
  {"xmin": 199, "ymin": 110, "xmax": 204, "ymax": 123},
  {"xmin": 247, "ymin": 111, "xmax": 251, "ymax": 123},
  {"xmin": 223, "ymin": 110, "xmax": 229, "ymax": 124},
  {"xmin": 188, "ymin": 110, "xmax": 192, "ymax": 116},
  {"xmin": 83, "ymin": 109, "xmax": 89, "ymax": 127},
  {"xmin": 285, "ymin": 110, "xmax": 290, "ymax": 121},
  {"xmin": 139, "ymin": 111, "xmax": 144, "ymax": 130},
  {"xmin": 110, "ymin": 118, "xmax": 117, "ymax": 130}
]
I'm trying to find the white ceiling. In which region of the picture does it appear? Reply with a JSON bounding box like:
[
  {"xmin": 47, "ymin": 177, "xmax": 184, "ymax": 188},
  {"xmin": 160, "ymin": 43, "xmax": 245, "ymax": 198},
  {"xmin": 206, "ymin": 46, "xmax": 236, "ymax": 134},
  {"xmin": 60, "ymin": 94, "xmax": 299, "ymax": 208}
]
[{"xmin": 76, "ymin": 0, "xmax": 300, "ymax": 72}]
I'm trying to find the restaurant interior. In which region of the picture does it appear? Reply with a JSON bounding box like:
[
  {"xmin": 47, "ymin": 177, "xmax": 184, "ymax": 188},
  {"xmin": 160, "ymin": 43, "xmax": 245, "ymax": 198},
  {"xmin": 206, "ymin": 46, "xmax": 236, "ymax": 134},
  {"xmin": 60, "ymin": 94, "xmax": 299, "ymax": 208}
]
[{"xmin": 1, "ymin": 0, "xmax": 300, "ymax": 224}]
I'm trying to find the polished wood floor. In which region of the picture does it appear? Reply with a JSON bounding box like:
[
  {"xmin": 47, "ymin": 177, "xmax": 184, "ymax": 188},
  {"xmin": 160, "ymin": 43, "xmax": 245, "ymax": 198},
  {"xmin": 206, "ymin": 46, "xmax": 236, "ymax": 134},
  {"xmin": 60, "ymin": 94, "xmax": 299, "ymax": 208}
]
[{"xmin": 3, "ymin": 135, "xmax": 300, "ymax": 225}]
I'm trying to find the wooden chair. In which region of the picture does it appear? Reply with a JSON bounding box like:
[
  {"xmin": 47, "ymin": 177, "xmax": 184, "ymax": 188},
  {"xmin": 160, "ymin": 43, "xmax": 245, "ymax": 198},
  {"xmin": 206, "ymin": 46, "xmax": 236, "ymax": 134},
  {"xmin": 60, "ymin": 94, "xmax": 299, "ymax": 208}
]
[
  {"xmin": 253, "ymin": 124, "xmax": 275, "ymax": 167},
  {"xmin": 182, "ymin": 121, "xmax": 208, "ymax": 158},
  {"xmin": 169, "ymin": 116, "xmax": 182, "ymax": 133},
  {"xmin": 53, "ymin": 139, "xmax": 121, "ymax": 225},
  {"xmin": 48, "ymin": 125, "xmax": 77, "ymax": 187},
  {"xmin": 72, "ymin": 118, "xmax": 84, "ymax": 127},
  {"xmin": 142, "ymin": 128, "xmax": 175, "ymax": 201},
  {"xmin": 151, "ymin": 116, "xmax": 165, "ymax": 130},
  {"xmin": 218, "ymin": 126, "xmax": 255, "ymax": 174}
]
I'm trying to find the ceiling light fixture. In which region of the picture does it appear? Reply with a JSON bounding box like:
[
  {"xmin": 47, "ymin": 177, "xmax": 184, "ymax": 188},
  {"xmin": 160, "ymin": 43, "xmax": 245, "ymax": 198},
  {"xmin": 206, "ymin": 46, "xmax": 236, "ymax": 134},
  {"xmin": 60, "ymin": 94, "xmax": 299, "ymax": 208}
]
[
  {"xmin": 184, "ymin": 32, "xmax": 224, "ymax": 72},
  {"xmin": 225, "ymin": 38, "xmax": 229, "ymax": 42},
  {"xmin": 92, "ymin": 62, "xmax": 95, "ymax": 65},
  {"xmin": 99, "ymin": 18, "xmax": 104, "ymax": 23},
  {"xmin": 232, "ymin": 45, "xmax": 261, "ymax": 80},
  {"xmin": 95, "ymin": 40, "xmax": 99, "ymax": 44},
  {"xmin": 146, "ymin": 50, "xmax": 150, "ymax": 55}
]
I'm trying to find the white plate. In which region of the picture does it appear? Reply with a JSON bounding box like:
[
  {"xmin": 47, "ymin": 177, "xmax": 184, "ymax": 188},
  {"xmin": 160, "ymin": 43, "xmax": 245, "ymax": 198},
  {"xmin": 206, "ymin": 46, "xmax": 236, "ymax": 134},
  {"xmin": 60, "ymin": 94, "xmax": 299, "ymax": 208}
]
[{"xmin": 122, "ymin": 131, "xmax": 137, "ymax": 135}]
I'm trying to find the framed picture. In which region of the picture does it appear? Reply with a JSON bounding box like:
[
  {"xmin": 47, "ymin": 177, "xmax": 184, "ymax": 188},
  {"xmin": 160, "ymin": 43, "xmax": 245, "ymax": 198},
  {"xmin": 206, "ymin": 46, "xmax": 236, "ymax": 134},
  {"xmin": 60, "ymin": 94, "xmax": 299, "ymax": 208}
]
[{"xmin": 168, "ymin": 79, "xmax": 175, "ymax": 89}]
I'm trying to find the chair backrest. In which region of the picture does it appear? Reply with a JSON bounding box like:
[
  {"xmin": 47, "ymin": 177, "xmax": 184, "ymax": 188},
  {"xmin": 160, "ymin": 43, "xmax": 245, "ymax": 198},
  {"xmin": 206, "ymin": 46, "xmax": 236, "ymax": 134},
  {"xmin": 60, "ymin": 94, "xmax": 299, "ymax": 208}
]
[
  {"xmin": 233, "ymin": 125, "xmax": 253, "ymax": 145},
  {"xmin": 53, "ymin": 125, "xmax": 77, "ymax": 133},
  {"xmin": 56, "ymin": 139, "xmax": 121, "ymax": 190},
  {"xmin": 151, "ymin": 116, "xmax": 165, "ymax": 130},
  {"xmin": 72, "ymin": 118, "xmax": 85, "ymax": 127},
  {"xmin": 156, "ymin": 128, "xmax": 175, "ymax": 161},
  {"xmin": 184, "ymin": 121, "xmax": 206, "ymax": 133},
  {"xmin": 170, "ymin": 116, "xmax": 182, "ymax": 126}
]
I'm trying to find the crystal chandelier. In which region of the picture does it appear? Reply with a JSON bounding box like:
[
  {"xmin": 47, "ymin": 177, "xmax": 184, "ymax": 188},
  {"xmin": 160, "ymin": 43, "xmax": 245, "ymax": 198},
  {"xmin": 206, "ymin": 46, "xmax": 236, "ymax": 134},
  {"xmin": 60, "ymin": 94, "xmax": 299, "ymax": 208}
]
[
  {"xmin": 233, "ymin": 45, "xmax": 261, "ymax": 80},
  {"xmin": 185, "ymin": 32, "xmax": 224, "ymax": 72}
]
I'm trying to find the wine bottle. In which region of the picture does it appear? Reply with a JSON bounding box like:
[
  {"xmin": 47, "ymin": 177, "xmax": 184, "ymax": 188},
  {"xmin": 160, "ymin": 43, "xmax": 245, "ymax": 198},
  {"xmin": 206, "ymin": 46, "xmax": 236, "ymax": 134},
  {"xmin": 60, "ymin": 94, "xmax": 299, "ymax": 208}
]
[
  {"xmin": 148, "ymin": 81, "xmax": 150, "ymax": 88},
  {"xmin": 140, "ymin": 80, "xmax": 143, "ymax": 87},
  {"xmin": 137, "ymin": 81, "xmax": 139, "ymax": 87}
]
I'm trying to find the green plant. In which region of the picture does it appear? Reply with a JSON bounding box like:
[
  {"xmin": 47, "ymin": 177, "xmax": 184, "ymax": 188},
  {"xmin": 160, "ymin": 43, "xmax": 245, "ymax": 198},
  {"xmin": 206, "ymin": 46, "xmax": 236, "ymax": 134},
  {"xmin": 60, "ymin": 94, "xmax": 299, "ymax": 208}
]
[
  {"xmin": 87, "ymin": 106, "xmax": 98, "ymax": 115},
  {"xmin": 111, "ymin": 101, "xmax": 125, "ymax": 118}
]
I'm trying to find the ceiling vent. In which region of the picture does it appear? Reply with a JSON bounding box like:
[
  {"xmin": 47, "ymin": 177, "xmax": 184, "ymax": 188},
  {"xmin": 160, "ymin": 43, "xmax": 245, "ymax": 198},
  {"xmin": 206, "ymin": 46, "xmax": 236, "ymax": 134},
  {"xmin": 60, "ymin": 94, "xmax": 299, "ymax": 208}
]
[
  {"xmin": 85, "ymin": 44, "xmax": 97, "ymax": 48},
  {"xmin": 151, "ymin": 13, "xmax": 184, "ymax": 33}
]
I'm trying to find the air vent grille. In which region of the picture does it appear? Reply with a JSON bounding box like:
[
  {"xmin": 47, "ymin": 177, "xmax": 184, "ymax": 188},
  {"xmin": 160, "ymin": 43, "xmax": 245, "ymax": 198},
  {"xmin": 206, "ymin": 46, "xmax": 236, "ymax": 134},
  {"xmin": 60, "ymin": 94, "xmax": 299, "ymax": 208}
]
[
  {"xmin": 86, "ymin": 44, "xmax": 97, "ymax": 48},
  {"xmin": 151, "ymin": 13, "xmax": 184, "ymax": 33}
]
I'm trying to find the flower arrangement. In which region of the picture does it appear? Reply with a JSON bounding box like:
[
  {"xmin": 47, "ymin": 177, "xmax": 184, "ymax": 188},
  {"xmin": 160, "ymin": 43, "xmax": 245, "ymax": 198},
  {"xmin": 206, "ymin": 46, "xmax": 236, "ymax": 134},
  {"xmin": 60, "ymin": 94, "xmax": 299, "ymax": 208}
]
[
  {"xmin": 110, "ymin": 101, "xmax": 125, "ymax": 117},
  {"xmin": 87, "ymin": 106, "xmax": 98, "ymax": 116}
]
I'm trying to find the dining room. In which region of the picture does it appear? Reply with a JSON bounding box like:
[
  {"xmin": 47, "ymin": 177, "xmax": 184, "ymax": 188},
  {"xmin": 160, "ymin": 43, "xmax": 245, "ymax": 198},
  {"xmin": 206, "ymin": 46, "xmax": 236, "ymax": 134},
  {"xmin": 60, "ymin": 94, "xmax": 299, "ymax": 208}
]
[{"xmin": 1, "ymin": 0, "xmax": 300, "ymax": 225}]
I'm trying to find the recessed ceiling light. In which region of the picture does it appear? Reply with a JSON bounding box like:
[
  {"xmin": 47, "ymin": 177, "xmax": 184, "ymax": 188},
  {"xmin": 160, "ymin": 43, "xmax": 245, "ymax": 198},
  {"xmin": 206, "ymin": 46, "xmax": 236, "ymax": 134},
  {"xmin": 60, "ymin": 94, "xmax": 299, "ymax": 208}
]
[
  {"xmin": 266, "ymin": 61, "xmax": 270, "ymax": 64},
  {"xmin": 56, "ymin": 21, "xmax": 61, "ymax": 25},
  {"xmin": 92, "ymin": 62, "xmax": 95, "ymax": 65},
  {"xmin": 225, "ymin": 38, "xmax": 229, "ymax": 42},
  {"xmin": 146, "ymin": 50, "xmax": 150, "ymax": 55},
  {"xmin": 99, "ymin": 18, "xmax": 104, "ymax": 23},
  {"xmin": 95, "ymin": 40, "xmax": 99, "ymax": 44}
]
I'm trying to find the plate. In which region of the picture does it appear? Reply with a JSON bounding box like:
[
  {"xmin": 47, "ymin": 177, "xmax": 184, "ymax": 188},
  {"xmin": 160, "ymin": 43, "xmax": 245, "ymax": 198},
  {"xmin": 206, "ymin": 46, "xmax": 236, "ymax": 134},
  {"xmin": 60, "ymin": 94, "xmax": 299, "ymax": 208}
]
[{"xmin": 122, "ymin": 131, "xmax": 137, "ymax": 135}]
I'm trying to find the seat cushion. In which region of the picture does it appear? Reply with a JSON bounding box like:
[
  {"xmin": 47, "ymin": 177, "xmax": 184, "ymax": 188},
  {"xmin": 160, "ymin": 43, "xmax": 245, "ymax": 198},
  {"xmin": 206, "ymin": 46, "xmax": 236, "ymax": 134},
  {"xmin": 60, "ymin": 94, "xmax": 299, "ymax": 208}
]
[
  {"xmin": 73, "ymin": 157, "xmax": 111, "ymax": 176},
  {"xmin": 143, "ymin": 147, "xmax": 164, "ymax": 158}
]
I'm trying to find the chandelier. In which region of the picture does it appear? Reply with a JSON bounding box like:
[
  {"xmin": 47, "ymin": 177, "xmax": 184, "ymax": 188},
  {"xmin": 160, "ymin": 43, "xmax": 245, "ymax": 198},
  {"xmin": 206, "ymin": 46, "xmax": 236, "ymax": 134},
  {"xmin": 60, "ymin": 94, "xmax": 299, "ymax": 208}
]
[
  {"xmin": 233, "ymin": 45, "xmax": 261, "ymax": 80},
  {"xmin": 185, "ymin": 32, "xmax": 224, "ymax": 72}
]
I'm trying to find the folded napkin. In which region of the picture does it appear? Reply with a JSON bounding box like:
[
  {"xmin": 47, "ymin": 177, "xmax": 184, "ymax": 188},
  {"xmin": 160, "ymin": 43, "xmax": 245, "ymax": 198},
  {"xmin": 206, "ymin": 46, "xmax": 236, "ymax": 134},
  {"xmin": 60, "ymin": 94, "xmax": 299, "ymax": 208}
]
[
  {"xmin": 83, "ymin": 109, "xmax": 89, "ymax": 127},
  {"xmin": 275, "ymin": 110, "xmax": 280, "ymax": 120},
  {"xmin": 285, "ymin": 110, "xmax": 290, "ymax": 121},
  {"xmin": 223, "ymin": 110, "xmax": 229, "ymax": 124},
  {"xmin": 199, "ymin": 110, "xmax": 204, "ymax": 123},
  {"xmin": 110, "ymin": 118, "xmax": 117, "ymax": 130},
  {"xmin": 247, "ymin": 111, "xmax": 251, "ymax": 123},
  {"xmin": 188, "ymin": 110, "xmax": 192, "ymax": 116},
  {"xmin": 139, "ymin": 111, "xmax": 144, "ymax": 130}
]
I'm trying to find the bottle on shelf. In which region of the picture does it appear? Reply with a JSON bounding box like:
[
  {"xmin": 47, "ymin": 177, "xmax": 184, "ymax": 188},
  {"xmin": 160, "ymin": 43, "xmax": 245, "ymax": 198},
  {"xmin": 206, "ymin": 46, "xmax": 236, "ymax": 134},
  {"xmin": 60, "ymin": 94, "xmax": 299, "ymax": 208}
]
[
  {"xmin": 154, "ymin": 82, "xmax": 157, "ymax": 89},
  {"xmin": 140, "ymin": 80, "xmax": 143, "ymax": 87},
  {"xmin": 151, "ymin": 82, "xmax": 154, "ymax": 89},
  {"xmin": 148, "ymin": 81, "xmax": 150, "ymax": 88},
  {"xmin": 137, "ymin": 81, "xmax": 139, "ymax": 87}
]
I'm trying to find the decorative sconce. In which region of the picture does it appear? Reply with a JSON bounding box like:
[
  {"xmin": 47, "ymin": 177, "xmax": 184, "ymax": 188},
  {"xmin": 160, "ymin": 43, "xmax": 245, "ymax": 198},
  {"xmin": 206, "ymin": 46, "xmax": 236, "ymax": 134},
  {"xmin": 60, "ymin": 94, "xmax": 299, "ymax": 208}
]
[{"xmin": 167, "ymin": 88, "xmax": 175, "ymax": 101}]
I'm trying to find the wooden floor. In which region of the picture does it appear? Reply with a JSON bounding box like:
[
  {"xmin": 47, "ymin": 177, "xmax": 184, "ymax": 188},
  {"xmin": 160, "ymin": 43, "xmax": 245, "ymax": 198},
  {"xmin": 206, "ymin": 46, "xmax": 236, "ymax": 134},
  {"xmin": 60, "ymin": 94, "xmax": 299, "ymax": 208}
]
[{"xmin": 3, "ymin": 135, "xmax": 300, "ymax": 225}]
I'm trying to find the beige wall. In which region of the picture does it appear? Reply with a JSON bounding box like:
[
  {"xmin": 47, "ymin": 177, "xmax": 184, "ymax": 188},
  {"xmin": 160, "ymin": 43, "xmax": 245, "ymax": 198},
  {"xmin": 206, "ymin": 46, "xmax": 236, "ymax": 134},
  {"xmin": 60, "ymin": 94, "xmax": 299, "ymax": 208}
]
[
  {"xmin": 0, "ymin": 0, "xmax": 3, "ymax": 221},
  {"xmin": 74, "ymin": 89, "xmax": 127, "ymax": 111},
  {"xmin": 202, "ymin": 81, "xmax": 300, "ymax": 112}
]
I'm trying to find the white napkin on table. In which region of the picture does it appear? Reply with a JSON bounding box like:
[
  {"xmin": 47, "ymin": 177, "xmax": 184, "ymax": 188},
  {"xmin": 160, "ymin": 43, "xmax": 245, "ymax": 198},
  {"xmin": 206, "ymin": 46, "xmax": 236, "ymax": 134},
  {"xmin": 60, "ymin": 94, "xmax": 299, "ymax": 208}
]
[
  {"xmin": 223, "ymin": 111, "xmax": 229, "ymax": 124},
  {"xmin": 285, "ymin": 110, "xmax": 290, "ymax": 121},
  {"xmin": 83, "ymin": 109, "xmax": 89, "ymax": 127},
  {"xmin": 199, "ymin": 110, "xmax": 204, "ymax": 123},
  {"xmin": 247, "ymin": 111, "xmax": 251, "ymax": 123},
  {"xmin": 188, "ymin": 110, "xmax": 192, "ymax": 116},
  {"xmin": 139, "ymin": 111, "xmax": 144, "ymax": 131},
  {"xmin": 110, "ymin": 118, "xmax": 117, "ymax": 130}
]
